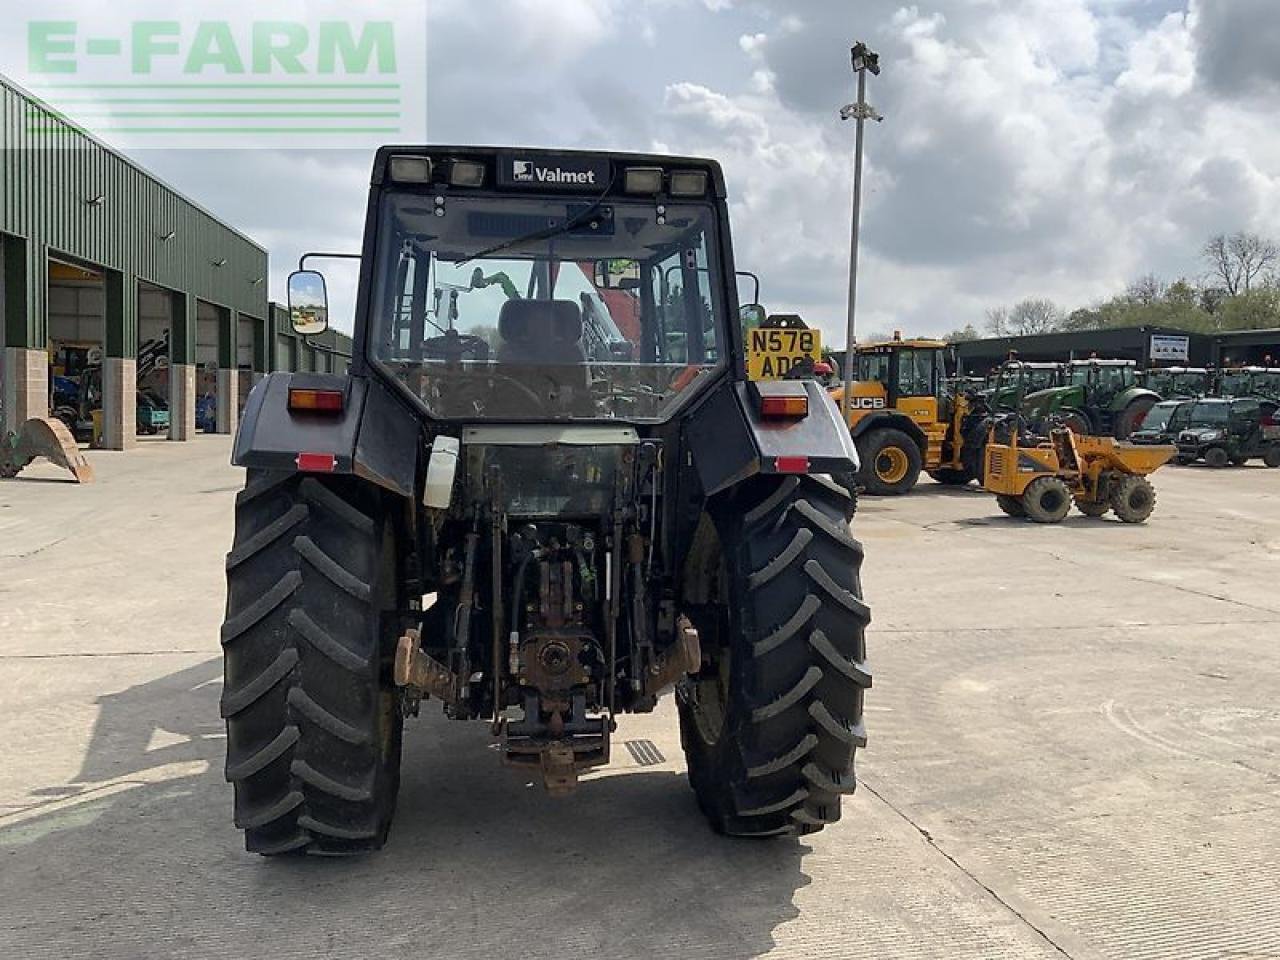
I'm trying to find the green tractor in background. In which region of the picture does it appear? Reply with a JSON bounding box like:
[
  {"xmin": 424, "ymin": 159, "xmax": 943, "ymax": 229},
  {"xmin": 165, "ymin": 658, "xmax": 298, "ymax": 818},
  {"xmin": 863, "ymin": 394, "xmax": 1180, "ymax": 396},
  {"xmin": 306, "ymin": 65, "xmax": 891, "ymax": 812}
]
[
  {"xmin": 1143, "ymin": 366, "xmax": 1212, "ymax": 401},
  {"xmin": 1219, "ymin": 367, "xmax": 1280, "ymax": 403},
  {"xmin": 1021, "ymin": 359, "xmax": 1160, "ymax": 439},
  {"xmin": 985, "ymin": 360, "xmax": 1062, "ymax": 412}
]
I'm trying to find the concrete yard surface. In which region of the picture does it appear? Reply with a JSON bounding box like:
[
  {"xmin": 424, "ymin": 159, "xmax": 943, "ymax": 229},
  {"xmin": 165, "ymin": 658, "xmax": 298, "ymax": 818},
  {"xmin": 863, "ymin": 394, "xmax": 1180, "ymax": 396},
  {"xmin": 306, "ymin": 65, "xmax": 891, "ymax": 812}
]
[{"xmin": 2, "ymin": 437, "xmax": 1278, "ymax": 959}]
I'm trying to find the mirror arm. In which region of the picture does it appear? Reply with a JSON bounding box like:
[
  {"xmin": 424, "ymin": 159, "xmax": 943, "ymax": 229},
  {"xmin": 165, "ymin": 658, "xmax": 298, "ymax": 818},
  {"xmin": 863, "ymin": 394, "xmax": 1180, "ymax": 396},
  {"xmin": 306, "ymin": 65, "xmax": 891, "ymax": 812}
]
[{"xmin": 298, "ymin": 251, "xmax": 361, "ymax": 271}]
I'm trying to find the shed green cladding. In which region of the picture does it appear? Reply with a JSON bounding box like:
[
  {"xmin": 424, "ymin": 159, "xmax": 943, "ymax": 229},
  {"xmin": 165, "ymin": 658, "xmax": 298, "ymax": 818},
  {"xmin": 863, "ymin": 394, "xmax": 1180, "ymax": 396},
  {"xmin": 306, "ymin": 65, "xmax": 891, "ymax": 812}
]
[{"xmin": 0, "ymin": 76, "xmax": 268, "ymax": 358}]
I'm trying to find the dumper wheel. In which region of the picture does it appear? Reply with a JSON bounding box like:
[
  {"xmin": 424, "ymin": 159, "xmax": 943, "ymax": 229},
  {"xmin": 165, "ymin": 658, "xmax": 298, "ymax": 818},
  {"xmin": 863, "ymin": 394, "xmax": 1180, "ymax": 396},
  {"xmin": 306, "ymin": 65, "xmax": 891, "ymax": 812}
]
[
  {"xmin": 857, "ymin": 428, "xmax": 922, "ymax": 496},
  {"xmin": 1110, "ymin": 475, "xmax": 1156, "ymax": 524},
  {"xmin": 1022, "ymin": 477, "xmax": 1072, "ymax": 524},
  {"xmin": 1264, "ymin": 445, "xmax": 1280, "ymax": 468},
  {"xmin": 221, "ymin": 469, "xmax": 403, "ymax": 856},
  {"xmin": 1204, "ymin": 446, "xmax": 1230, "ymax": 469},
  {"xmin": 928, "ymin": 468, "xmax": 972, "ymax": 486},
  {"xmin": 1074, "ymin": 497, "xmax": 1110, "ymax": 518},
  {"xmin": 678, "ymin": 475, "xmax": 871, "ymax": 837},
  {"xmin": 996, "ymin": 495, "xmax": 1025, "ymax": 518}
]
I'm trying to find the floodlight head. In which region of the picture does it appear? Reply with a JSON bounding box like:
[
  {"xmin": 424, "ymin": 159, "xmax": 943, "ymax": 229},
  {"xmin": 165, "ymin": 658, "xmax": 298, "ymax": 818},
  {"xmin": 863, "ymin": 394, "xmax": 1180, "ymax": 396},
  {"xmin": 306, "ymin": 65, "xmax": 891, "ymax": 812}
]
[{"xmin": 851, "ymin": 42, "xmax": 881, "ymax": 76}]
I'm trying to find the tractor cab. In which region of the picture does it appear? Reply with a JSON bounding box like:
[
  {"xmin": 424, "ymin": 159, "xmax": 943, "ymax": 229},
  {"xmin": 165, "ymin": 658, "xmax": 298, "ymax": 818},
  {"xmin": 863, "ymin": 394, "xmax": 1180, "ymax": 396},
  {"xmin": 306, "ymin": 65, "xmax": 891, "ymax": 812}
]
[
  {"xmin": 988, "ymin": 360, "xmax": 1062, "ymax": 411},
  {"xmin": 1144, "ymin": 366, "xmax": 1211, "ymax": 400},
  {"xmin": 848, "ymin": 337, "xmax": 947, "ymax": 416},
  {"xmin": 1219, "ymin": 367, "xmax": 1280, "ymax": 403},
  {"xmin": 1064, "ymin": 359, "xmax": 1138, "ymax": 400}
]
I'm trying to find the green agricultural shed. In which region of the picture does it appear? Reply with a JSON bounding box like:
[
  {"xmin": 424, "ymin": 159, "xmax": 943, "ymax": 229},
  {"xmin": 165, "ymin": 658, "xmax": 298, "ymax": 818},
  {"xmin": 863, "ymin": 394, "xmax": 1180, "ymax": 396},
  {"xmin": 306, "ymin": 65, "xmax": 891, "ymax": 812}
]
[{"xmin": 1, "ymin": 74, "xmax": 269, "ymax": 448}]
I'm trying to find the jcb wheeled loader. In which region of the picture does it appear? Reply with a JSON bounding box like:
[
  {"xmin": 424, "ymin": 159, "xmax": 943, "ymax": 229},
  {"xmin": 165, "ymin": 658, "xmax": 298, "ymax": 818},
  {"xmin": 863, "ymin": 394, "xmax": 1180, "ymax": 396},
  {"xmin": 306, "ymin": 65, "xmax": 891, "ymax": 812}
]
[
  {"xmin": 829, "ymin": 336, "xmax": 989, "ymax": 495},
  {"xmin": 982, "ymin": 415, "xmax": 1175, "ymax": 523},
  {"xmin": 220, "ymin": 147, "xmax": 872, "ymax": 855}
]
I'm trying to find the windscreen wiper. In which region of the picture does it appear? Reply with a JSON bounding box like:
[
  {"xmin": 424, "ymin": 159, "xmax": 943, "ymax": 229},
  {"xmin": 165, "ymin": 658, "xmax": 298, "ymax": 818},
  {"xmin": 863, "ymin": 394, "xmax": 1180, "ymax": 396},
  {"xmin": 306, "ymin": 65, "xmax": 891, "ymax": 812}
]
[{"xmin": 456, "ymin": 179, "xmax": 615, "ymax": 266}]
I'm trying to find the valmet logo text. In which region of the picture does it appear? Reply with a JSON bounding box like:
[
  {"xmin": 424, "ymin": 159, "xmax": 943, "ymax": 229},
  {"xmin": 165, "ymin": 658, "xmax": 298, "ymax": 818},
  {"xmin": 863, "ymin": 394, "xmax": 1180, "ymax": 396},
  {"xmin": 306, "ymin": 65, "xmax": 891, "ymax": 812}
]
[{"xmin": 514, "ymin": 160, "xmax": 597, "ymax": 186}]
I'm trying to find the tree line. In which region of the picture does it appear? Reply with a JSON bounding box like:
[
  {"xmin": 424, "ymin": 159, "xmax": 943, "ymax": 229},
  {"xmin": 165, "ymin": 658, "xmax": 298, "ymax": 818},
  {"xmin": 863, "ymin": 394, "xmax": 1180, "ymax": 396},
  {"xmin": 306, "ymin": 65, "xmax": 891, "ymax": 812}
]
[{"xmin": 944, "ymin": 231, "xmax": 1280, "ymax": 342}]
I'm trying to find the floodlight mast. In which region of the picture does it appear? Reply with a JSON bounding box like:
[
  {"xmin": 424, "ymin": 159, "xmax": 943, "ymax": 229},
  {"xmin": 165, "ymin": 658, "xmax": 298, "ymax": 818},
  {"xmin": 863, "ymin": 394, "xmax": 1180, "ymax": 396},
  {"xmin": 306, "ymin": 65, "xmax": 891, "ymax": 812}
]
[{"xmin": 840, "ymin": 42, "xmax": 882, "ymax": 424}]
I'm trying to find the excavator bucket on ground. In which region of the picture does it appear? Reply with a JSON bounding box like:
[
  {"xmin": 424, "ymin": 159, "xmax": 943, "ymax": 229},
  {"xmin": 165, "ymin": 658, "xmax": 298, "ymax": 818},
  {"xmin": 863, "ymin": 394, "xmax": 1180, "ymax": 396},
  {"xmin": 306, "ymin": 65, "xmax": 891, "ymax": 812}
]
[{"xmin": 0, "ymin": 418, "xmax": 95, "ymax": 483}]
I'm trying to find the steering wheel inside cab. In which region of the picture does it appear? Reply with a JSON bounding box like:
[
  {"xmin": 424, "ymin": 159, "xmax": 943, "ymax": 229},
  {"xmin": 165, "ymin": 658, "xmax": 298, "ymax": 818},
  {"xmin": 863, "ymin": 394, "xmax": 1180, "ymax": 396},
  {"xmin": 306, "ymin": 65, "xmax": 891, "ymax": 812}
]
[{"xmin": 420, "ymin": 330, "xmax": 490, "ymax": 363}]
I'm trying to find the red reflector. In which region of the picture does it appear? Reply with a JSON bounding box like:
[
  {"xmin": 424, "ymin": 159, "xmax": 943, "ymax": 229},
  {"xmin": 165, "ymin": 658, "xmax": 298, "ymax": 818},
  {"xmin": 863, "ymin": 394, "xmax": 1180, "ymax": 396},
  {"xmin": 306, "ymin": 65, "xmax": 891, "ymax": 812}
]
[
  {"xmin": 296, "ymin": 452, "xmax": 337, "ymax": 473},
  {"xmin": 760, "ymin": 395, "xmax": 809, "ymax": 418},
  {"xmin": 774, "ymin": 456, "xmax": 810, "ymax": 474},
  {"xmin": 288, "ymin": 388, "xmax": 344, "ymax": 412}
]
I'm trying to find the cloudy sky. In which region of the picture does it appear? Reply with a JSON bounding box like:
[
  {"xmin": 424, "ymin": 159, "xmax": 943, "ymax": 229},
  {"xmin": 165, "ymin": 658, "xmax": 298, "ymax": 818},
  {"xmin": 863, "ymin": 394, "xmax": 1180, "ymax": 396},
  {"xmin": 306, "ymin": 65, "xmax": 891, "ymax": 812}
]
[{"xmin": 31, "ymin": 1, "xmax": 1280, "ymax": 343}]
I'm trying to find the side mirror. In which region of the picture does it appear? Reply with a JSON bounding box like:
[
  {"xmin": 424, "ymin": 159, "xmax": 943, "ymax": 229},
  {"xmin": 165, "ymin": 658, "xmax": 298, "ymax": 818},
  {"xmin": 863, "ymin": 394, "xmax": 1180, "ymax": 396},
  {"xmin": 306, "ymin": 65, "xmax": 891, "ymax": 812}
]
[
  {"xmin": 594, "ymin": 259, "xmax": 641, "ymax": 290},
  {"xmin": 288, "ymin": 270, "xmax": 329, "ymax": 336},
  {"xmin": 739, "ymin": 304, "xmax": 766, "ymax": 330}
]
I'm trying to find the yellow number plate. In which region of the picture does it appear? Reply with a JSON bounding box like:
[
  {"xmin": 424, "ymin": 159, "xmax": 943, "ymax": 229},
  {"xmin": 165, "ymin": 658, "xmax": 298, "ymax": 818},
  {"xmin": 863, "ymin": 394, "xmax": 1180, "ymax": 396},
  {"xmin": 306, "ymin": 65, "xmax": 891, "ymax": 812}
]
[{"xmin": 747, "ymin": 327, "xmax": 822, "ymax": 381}]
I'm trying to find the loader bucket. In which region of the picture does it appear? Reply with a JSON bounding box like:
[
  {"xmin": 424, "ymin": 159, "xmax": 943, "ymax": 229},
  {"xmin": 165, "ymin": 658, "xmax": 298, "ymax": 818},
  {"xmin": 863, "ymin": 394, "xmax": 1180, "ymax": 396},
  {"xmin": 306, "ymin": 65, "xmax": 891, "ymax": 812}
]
[{"xmin": 0, "ymin": 418, "xmax": 95, "ymax": 483}]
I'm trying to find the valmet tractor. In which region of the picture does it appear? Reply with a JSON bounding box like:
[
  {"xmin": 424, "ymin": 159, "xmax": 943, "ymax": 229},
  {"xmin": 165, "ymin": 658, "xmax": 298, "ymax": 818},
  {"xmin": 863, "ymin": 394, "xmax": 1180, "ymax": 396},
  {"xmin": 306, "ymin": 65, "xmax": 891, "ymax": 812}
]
[
  {"xmin": 830, "ymin": 337, "xmax": 988, "ymax": 495},
  {"xmin": 1021, "ymin": 358, "xmax": 1160, "ymax": 439},
  {"xmin": 221, "ymin": 147, "xmax": 871, "ymax": 855}
]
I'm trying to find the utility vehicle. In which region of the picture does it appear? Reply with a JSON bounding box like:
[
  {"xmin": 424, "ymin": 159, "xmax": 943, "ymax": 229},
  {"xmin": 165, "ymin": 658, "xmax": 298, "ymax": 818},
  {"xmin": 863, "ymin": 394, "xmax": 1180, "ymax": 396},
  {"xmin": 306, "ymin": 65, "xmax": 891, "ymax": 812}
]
[
  {"xmin": 221, "ymin": 147, "xmax": 870, "ymax": 855},
  {"xmin": 1174, "ymin": 398, "xmax": 1280, "ymax": 468},
  {"xmin": 1129, "ymin": 400, "xmax": 1191, "ymax": 447}
]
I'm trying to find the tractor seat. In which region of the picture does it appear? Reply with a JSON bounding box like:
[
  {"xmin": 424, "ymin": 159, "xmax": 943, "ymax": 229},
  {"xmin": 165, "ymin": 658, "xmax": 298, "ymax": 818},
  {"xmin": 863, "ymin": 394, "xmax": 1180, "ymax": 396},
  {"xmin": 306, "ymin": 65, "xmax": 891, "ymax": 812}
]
[{"xmin": 496, "ymin": 300, "xmax": 588, "ymax": 366}]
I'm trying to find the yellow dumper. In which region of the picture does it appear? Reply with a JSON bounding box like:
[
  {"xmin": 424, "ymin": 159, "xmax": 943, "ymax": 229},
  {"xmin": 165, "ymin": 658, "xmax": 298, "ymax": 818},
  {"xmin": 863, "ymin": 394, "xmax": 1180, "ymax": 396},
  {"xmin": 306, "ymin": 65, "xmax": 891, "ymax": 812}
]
[{"xmin": 983, "ymin": 419, "xmax": 1174, "ymax": 523}]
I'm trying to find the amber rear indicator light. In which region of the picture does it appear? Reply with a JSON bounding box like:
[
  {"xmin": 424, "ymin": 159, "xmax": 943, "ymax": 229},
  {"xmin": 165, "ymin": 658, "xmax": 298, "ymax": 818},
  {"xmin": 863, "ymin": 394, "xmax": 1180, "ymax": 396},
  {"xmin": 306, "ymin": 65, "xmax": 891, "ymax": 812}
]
[
  {"xmin": 288, "ymin": 388, "xmax": 344, "ymax": 413},
  {"xmin": 760, "ymin": 394, "xmax": 809, "ymax": 418}
]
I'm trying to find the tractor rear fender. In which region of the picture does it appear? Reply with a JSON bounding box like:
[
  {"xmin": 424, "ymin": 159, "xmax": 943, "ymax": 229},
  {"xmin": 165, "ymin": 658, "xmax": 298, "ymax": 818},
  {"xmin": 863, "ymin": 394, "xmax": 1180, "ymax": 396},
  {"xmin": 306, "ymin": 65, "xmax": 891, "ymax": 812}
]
[
  {"xmin": 232, "ymin": 372, "xmax": 420, "ymax": 499},
  {"xmin": 1111, "ymin": 387, "xmax": 1161, "ymax": 413},
  {"xmin": 849, "ymin": 412, "xmax": 928, "ymax": 454},
  {"xmin": 684, "ymin": 380, "xmax": 858, "ymax": 496}
]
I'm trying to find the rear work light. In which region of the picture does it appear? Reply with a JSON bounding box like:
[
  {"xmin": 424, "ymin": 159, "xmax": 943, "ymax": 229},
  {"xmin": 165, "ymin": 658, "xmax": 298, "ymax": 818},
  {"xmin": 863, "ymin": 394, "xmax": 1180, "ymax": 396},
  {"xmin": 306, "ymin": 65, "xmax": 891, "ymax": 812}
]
[
  {"xmin": 760, "ymin": 394, "xmax": 810, "ymax": 418},
  {"xmin": 449, "ymin": 160, "xmax": 485, "ymax": 187},
  {"xmin": 288, "ymin": 388, "xmax": 344, "ymax": 413},
  {"xmin": 624, "ymin": 167, "xmax": 664, "ymax": 194},
  {"xmin": 669, "ymin": 170, "xmax": 708, "ymax": 196},
  {"xmin": 388, "ymin": 155, "xmax": 433, "ymax": 183}
]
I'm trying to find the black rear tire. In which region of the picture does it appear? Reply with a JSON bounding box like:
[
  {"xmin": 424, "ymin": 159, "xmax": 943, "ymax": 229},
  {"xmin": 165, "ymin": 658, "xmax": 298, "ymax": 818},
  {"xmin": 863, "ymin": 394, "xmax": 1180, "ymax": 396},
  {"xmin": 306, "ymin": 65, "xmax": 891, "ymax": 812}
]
[
  {"xmin": 856, "ymin": 428, "xmax": 922, "ymax": 496},
  {"xmin": 1023, "ymin": 476, "xmax": 1072, "ymax": 524},
  {"xmin": 678, "ymin": 475, "xmax": 871, "ymax": 836},
  {"xmin": 996, "ymin": 494, "xmax": 1026, "ymax": 518},
  {"xmin": 1264, "ymin": 445, "xmax": 1280, "ymax": 468},
  {"xmin": 221, "ymin": 470, "xmax": 403, "ymax": 856}
]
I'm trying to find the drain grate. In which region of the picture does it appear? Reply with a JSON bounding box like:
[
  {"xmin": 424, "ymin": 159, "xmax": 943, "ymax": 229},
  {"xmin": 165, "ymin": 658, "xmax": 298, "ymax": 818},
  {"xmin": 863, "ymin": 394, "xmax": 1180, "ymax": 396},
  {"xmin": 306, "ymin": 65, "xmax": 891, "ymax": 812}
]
[{"xmin": 624, "ymin": 739, "xmax": 665, "ymax": 766}]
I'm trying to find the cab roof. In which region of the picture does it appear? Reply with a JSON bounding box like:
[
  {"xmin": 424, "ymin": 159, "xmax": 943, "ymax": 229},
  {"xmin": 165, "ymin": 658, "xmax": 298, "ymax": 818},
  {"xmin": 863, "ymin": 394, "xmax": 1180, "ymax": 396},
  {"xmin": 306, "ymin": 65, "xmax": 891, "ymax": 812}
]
[
  {"xmin": 856, "ymin": 338, "xmax": 948, "ymax": 351},
  {"xmin": 370, "ymin": 145, "xmax": 728, "ymax": 199}
]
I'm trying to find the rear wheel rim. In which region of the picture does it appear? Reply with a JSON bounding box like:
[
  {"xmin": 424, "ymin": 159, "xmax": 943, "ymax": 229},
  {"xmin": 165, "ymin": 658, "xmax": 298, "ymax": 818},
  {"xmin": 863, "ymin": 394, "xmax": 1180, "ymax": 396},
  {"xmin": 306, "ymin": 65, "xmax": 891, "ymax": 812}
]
[
  {"xmin": 689, "ymin": 648, "xmax": 731, "ymax": 746},
  {"xmin": 1041, "ymin": 488, "xmax": 1066, "ymax": 513},
  {"xmin": 875, "ymin": 447, "xmax": 910, "ymax": 484}
]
